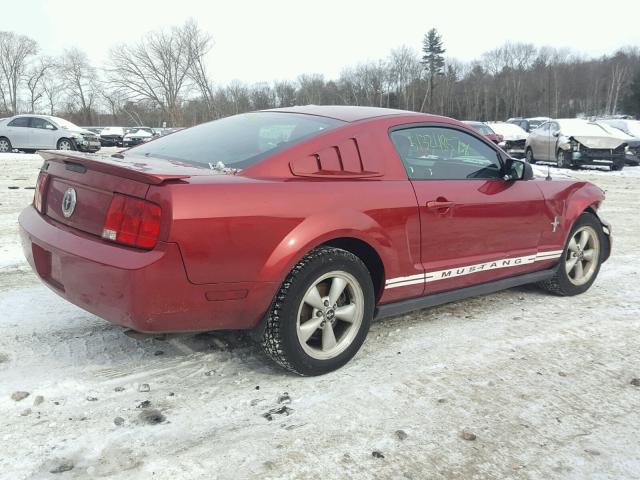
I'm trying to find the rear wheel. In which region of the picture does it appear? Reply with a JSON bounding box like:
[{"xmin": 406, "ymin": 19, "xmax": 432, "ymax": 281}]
[
  {"xmin": 0, "ymin": 137, "xmax": 12, "ymax": 153},
  {"xmin": 57, "ymin": 138, "xmax": 75, "ymax": 151},
  {"xmin": 538, "ymin": 212, "xmax": 604, "ymax": 296},
  {"xmin": 525, "ymin": 147, "xmax": 536, "ymax": 164},
  {"xmin": 261, "ymin": 247, "xmax": 374, "ymax": 376},
  {"xmin": 556, "ymin": 149, "xmax": 571, "ymax": 168}
]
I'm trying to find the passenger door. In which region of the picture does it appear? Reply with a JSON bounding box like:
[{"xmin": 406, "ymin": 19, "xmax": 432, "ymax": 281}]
[
  {"xmin": 390, "ymin": 125, "xmax": 548, "ymax": 295},
  {"xmin": 5, "ymin": 117, "xmax": 32, "ymax": 148},
  {"xmin": 29, "ymin": 117, "xmax": 58, "ymax": 149}
]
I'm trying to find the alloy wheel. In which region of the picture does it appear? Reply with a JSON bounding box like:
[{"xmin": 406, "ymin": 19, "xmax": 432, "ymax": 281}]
[
  {"xmin": 296, "ymin": 270, "xmax": 364, "ymax": 360},
  {"xmin": 0, "ymin": 139, "xmax": 9, "ymax": 153},
  {"xmin": 58, "ymin": 140, "xmax": 72, "ymax": 150},
  {"xmin": 565, "ymin": 226, "xmax": 600, "ymax": 286}
]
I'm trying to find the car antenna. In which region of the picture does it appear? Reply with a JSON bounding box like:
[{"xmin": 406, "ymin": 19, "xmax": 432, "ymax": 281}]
[{"xmin": 545, "ymin": 166, "xmax": 552, "ymax": 181}]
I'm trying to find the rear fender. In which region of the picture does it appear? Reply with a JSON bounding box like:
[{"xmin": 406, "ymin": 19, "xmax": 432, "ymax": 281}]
[{"xmin": 257, "ymin": 210, "xmax": 391, "ymax": 287}]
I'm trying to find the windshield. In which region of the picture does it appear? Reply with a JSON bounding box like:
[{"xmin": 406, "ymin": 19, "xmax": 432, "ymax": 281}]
[
  {"xmin": 596, "ymin": 122, "xmax": 632, "ymax": 139},
  {"xmin": 51, "ymin": 117, "xmax": 79, "ymax": 130},
  {"xmin": 129, "ymin": 112, "xmax": 345, "ymax": 169},
  {"xmin": 558, "ymin": 120, "xmax": 610, "ymax": 137},
  {"xmin": 625, "ymin": 121, "xmax": 640, "ymax": 137}
]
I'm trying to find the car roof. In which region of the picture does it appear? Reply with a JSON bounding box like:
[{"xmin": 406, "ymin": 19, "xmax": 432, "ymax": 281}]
[{"xmin": 262, "ymin": 105, "xmax": 432, "ymax": 123}]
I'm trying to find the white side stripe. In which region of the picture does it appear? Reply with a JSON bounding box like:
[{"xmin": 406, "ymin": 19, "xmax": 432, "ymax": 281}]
[
  {"xmin": 385, "ymin": 250, "xmax": 564, "ymax": 290},
  {"xmin": 385, "ymin": 273, "xmax": 424, "ymax": 285}
]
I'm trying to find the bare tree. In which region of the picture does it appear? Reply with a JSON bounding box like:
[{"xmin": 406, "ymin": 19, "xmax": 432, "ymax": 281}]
[
  {"xmin": 60, "ymin": 48, "xmax": 98, "ymax": 124},
  {"xmin": 183, "ymin": 19, "xmax": 216, "ymax": 119},
  {"xmin": 26, "ymin": 57, "xmax": 53, "ymax": 113},
  {"xmin": 0, "ymin": 31, "xmax": 38, "ymax": 114},
  {"xmin": 41, "ymin": 70, "xmax": 63, "ymax": 116},
  {"xmin": 107, "ymin": 21, "xmax": 200, "ymax": 126},
  {"xmin": 274, "ymin": 80, "xmax": 296, "ymax": 107}
]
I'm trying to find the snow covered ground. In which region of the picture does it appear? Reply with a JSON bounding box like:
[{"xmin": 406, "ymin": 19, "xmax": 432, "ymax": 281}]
[{"xmin": 0, "ymin": 152, "xmax": 639, "ymax": 479}]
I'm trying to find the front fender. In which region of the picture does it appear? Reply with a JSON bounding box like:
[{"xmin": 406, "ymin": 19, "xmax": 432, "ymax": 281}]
[
  {"xmin": 563, "ymin": 182, "xmax": 605, "ymax": 231},
  {"xmin": 257, "ymin": 210, "xmax": 392, "ymax": 285},
  {"xmin": 559, "ymin": 182, "xmax": 610, "ymax": 260}
]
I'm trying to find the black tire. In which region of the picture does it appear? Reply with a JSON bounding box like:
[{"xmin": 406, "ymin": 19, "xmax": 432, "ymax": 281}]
[
  {"xmin": 538, "ymin": 212, "xmax": 605, "ymax": 296},
  {"xmin": 525, "ymin": 147, "xmax": 536, "ymax": 164},
  {"xmin": 56, "ymin": 138, "xmax": 75, "ymax": 151},
  {"xmin": 0, "ymin": 137, "xmax": 12, "ymax": 153},
  {"xmin": 556, "ymin": 149, "xmax": 571, "ymax": 168},
  {"xmin": 610, "ymin": 161, "xmax": 624, "ymax": 171},
  {"xmin": 261, "ymin": 246, "xmax": 375, "ymax": 376}
]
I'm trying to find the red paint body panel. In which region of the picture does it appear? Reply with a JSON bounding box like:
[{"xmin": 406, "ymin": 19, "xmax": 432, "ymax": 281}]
[
  {"xmin": 19, "ymin": 107, "xmax": 610, "ymax": 333},
  {"xmin": 411, "ymin": 178, "xmax": 549, "ymax": 294}
]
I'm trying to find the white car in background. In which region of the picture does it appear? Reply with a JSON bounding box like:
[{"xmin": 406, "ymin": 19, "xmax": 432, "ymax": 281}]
[
  {"xmin": 488, "ymin": 122, "xmax": 529, "ymax": 158},
  {"xmin": 0, "ymin": 115, "xmax": 100, "ymax": 153}
]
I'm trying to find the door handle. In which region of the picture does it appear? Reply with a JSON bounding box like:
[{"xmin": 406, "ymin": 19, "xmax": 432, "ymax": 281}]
[{"xmin": 426, "ymin": 200, "xmax": 455, "ymax": 210}]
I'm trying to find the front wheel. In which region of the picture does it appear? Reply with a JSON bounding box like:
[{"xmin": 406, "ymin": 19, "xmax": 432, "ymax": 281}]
[
  {"xmin": 538, "ymin": 212, "xmax": 604, "ymax": 296},
  {"xmin": 261, "ymin": 247, "xmax": 374, "ymax": 376},
  {"xmin": 57, "ymin": 138, "xmax": 75, "ymax": 151}
]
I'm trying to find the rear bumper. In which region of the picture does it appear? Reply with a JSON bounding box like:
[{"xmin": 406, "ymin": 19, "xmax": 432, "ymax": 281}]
[{"xmin": 19, "ymin": 206, "xmax": 276, "ymax": 332}]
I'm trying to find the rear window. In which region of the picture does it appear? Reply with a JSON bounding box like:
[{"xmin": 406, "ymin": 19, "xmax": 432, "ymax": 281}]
[{"xmin": 128, "ymin": 112, "xmax": 344, "ymax": 169}]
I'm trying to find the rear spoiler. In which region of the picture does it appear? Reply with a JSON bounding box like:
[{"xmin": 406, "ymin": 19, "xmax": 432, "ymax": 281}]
[{"xmin": 39, "ymin": 150, "xmax": 192, "ymax": 185}]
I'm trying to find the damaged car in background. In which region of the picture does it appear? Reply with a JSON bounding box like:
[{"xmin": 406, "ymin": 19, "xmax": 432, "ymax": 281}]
[
  {"xmin": 594, "ymin": 121, "xmax": 640, "ymax": 166},
  {"xmin": 0, "ymin": 115, "xmax": 100, "ymax": 153},
  {"xmin": 488, "ymin": 122, "xmax": 528, "ymax": 158},
  {"xmin": 123, "ymin": 127, "xmax": 156, "ymax": 147},
  {"xmin": 99, "ymin": 127, "xmax": 126, "ymax": 147},
  {"xmin": 525, "ymin": 119, "xmax": 627, "ymax": 170}
]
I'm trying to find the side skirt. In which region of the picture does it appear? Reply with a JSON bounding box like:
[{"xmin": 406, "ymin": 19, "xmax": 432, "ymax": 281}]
[{"xmin": 374, "ymin": 268, "xmax": 556, "ymax": 320}]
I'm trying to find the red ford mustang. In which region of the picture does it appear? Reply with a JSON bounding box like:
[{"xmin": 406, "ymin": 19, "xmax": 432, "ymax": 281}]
[{"xmin": 19, "ymin": 106, "xmax": 611, "ymax": 375}]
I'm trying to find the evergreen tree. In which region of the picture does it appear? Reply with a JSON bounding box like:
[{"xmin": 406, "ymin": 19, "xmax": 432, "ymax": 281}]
[
  {"xmin": 421, "ymin": 28, "xmax": 446, "ymax": 112},
  {"xmin": 622, "ymin": 68, "xmax": 640, "ymax": 117}
]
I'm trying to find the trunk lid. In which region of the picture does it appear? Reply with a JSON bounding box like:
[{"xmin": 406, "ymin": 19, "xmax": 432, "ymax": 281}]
[{"xmin": 38, "ymin": 150, "xmax": 215, "ymax": 238}]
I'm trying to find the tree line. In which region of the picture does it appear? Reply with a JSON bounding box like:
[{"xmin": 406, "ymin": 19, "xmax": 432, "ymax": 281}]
[{"xmin": 1, "ymin": 23, "xmax": 639, "ymax": 128}]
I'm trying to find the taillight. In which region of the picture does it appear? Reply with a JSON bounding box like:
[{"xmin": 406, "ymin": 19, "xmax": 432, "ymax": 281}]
[
  {"xmin": 102, "ymin": 194, "xmax": 161, "ymax": 249},
  {"xmin": 34, "ymin": 172, "xmax": 49, "ymax": 213}
]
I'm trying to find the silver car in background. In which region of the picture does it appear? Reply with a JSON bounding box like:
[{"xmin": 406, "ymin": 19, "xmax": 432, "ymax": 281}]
[
  {"xmin": 525, "ymin": 119, "xmax": 627, "ymax": 171},
  {"xmin": 0, "ymin": 115, "xmax": 100, "ymax": 153}
]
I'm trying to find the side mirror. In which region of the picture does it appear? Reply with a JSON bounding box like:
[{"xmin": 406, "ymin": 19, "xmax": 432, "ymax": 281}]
[
  {"xmin": 503, "ymin": 158, "xmax": 533, "ymax": 181},
  {"xmin": 552, "ymin": 131, "xmax": 560, "ymax": 137}
]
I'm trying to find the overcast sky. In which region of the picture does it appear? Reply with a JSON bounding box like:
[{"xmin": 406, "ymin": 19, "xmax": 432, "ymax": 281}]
[{"xmin": 4, "ymin": 0, "xmax": 639, "ymax": 85}]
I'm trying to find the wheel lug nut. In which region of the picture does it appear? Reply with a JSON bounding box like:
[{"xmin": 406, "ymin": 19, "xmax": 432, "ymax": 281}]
[
  {"xmin": 323, "ymin": 300, "xmax": 329, "ymax": 307},
  {"xmin": 316, "ymin": 311, "xmax": 323, "ymax": 317}
]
